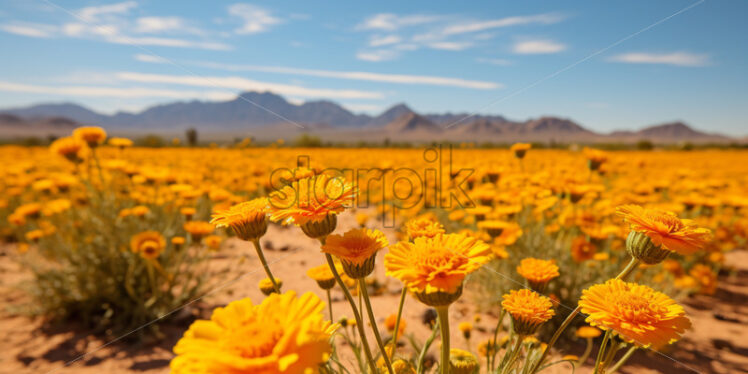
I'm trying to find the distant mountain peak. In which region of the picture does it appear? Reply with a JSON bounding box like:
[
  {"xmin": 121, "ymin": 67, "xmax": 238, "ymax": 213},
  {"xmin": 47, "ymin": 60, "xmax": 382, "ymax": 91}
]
[{"xmin": 385, "ymin": 112, "xmax": 441, "ymax": 133}]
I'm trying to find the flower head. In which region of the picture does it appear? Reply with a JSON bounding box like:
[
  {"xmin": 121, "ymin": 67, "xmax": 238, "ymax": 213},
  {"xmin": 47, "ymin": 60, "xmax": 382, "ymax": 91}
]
[
  {"xmin": 501, "ymin": 289, "xmax": 555, "ymax": 335},
  {"xmin": 259, "ymin": 277, "xmax": 282, "ymax": 295},
  {"xmin": 579, "ymin": 279, "xmax": 691, "ymax": 348},
  {"xmin": 516, "ymin": 258, "xmax": 559, "ymax": 292},
  {"xmin": 576, "ymin": 326, "xmax": 601, "ymax": 339},
  {"xmin": 211, "ymin": 198, "xmax": 269, "ymax": 241},
  {"xmin": 617, "ymin": 205, "xmax": 712, "ymax": 256},
  {"xmin": 510, "ymin": 143, "xmax": 531, "ymax": 158},
  {"xmin": 73, "ymin": 126, "xmax": 107, "ymax": 147},
  {"xmin": 130, "ymin": 231, "xmax": 166, "ymax": 259},
  {"xmin": 449, "ymin": 348, "xmax": 479, "ymax": 374},
  {"xmin": 183, "ymin": 221, "xmax": 215, "ymax": 242},
  {"xmin": 306, "ymin": 264, "xmax": 337, "ymax": 290},
  {"xmin": 322, "ymin": 228, "xmax": 388, "ymax": 278},
  {"xmin": 385, "ymin": 233, "xmax": 491, "ymax": 306},
  {"xmin": 50, "ymin": 136, "xmax": 86, "ymax": 162},
  {"xmin": 171, "ymin": 291, "xmax": 335, "ymax": 374},
  {"xmin": 268, "ymin": 174, "xmax": 356, "ymax": 226},
  {"xmin": 109, "ymin": 137, "xmax": 133, "ymax": 149},
  {"xmin": 404, "ymin": 217, "xmax": 445, "ymax": 240}
]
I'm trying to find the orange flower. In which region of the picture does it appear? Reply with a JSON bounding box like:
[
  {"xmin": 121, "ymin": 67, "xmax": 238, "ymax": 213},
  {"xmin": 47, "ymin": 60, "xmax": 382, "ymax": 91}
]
[
  {"xmin": 501, "ymin": 289, "xmax": 555, "ymax": 335},
  {"xmin": 268, "ymin": 174, "xmax": 356, "ymax": 226},
  {"xmin": 51, "ymin": 136, "xmax": 86, "ymax": 159},
  {"xmin": 571, "ymin": 236, "xmax": 597, "ymax": 262},
  {"xmin": 579, "ymin": 279, "xmax": 691, "ymax": 348},
  {"xmin": 516, "ymin": 258, "xmax": 559, "ymax": 291},
  {"xmin": 617, "ymin": 205, "xmax": 712, "ymax": 255},
  {"xmin": 183, "ymin": 221, "xmax": 215, "ymax": 242},
  {"xmin": 404, "ymin": 217, "xmax": 445, "ymax": 240},
  {"xmin": 385, "ymin": 233, "xmax": 490, "ymax": 306},
  {"xmin": 73, "ymin": 126, "xmax": 107, "ymax": 147},
  {"xmin": 171, "ymin": 291, "xmax": 335, "ymax": 374},
  {"xmin": 321, "ymin": 228, "xmax": 388, "ymax": 278},
  {"xmin": 385, "ymin": 314, "xmax": 406, "ymax": 337},
  {"xmin": 211, "ymin": 198, "xmax": 269, "ymax": 241},
  {"xmin": 130, "ymin": 231, "xmax": 166, "ymax": 259},
  {"xmin": 510, "ymin": 143, "xmax": 531, "ymax": 158}
]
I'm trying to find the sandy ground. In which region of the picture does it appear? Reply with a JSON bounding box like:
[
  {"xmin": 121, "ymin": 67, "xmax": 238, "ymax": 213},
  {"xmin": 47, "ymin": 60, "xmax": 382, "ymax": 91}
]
[{"xmin": 1, "ymin": 212, "xmax": 747, "ymax": 374}]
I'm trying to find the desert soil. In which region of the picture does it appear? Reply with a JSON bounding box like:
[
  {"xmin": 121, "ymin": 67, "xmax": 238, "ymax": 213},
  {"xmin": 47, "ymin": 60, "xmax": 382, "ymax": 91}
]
[{"xmin": 1, "ymin": 211, "xmax": 746, "ymax": 374}]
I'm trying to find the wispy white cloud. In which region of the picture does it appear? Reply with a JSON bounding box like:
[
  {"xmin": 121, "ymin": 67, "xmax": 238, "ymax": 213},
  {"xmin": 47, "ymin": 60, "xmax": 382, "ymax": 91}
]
[
  {"xmin": 134, "ymin": 16, "xmax": 186, "ymax": 33},
  {"xmin": 512, "ymin": 39, "xmax": 566, "ymax": 54},
  {"xmin": 0, "ymin": 80, "xmax": 236, "ymax": 100},
  {"xmin": 369, "ymin": 34, "xmax": 401, "ymax": 47},
  {"xmin": 0, "ymin": 23, "xmax": 54, "ymax": 38},
  {"xmin": 443, "ymin": 13, "xmax": 565, "ymax": 35},
  {"xmin": 356, "ymin": 50, "xmax": 399, "ymax": 62},
  {"xmin": 115, "ymin": 72, "xmax": 385, "ymax": 99},
  {"xmin": 228, "ymin": 3, "xmax": 281, "ymax": 34},
  {"xmin": 156, "ymin": 59, "xmax": 501, "ymax": 89},
  {"xmin": 476, "ymin": 57, "xmax": 513, "ymax": 66},
  {"xmin": 134, "ymin": 53, "xmax": 169, "ymax": 63},
  {"xmin": 427, "ymin": 41, "xmax": 472, "ymax": 51},
  {"xmin": 356, "ymin": 12, "xmax": 566, "ymax": 61},
  {"xmin": 356, "ymin": 13, "xmax": 440, "ymax": 31},
  {"xmin": 78, "ymin": 1, "xmax": 137, "ymax": 21},
  {"xmin": 607, "ymin": 52, "xmax": 710, "ymax": 67}
]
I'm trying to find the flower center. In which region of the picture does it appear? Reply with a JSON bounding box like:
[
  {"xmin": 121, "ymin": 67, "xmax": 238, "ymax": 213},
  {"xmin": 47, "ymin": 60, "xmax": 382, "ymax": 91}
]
[
  {"xmin": 224, "ymin": 320, "xmax": 284, "ymax": 358},
  {"xmin": 611, "ymin": 293, "xmax": 666, "ymax": 324}
]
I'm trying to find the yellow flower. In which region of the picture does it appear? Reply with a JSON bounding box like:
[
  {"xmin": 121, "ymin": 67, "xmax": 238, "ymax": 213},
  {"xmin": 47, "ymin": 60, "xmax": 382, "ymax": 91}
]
[
  {"xmin": 171, "ymin": 291, "xmax": 336, "ymax": 374},
  {"xmin": 183, "ymin": 221, "xmax": 215, "ymax": 242},
  {"xmin": 449, "ymin": 348, "xmax": 479, "ymax": 374},
  {"xmin": 575, "ymin": 326, "xmax": 602, "ymax": 339},
  {"xmin": 510, "ymin": 143, "xmax": 531, "ymax": 158},
  {"xmin": 501, "ymin": 289, "xmax": 555, "ymax": 335},
  {"xmin": 477, "ymin": 220, "xmax": 512, "ymax": 239},
  {"xmin": 579, "ymin": 279, "xmax": 691, "ymax": 348},
  {"xmin": 516, "ymin": 258, "xmax": 559, "ymax": 292},
  {"xmin": 73, "ymin": 126, "xmax": 107, "ymax": 147},
  {"xmin": 211, "ymin": 198, "xmax": 269, "ymax": 241},
  {"xmin": 384, "ymin": 314, "xmax": 406, "ymax": 336},
  {"xmin": 268, "ymin": 174, "xmax": 356, "ymax": 226},
  {"xmin": 617, "ymin": 204, "xmax": 712, "ymax": 255},
  {"xmin": 306, "ymin": 264, "xmax": 337, "ymax": 290},
  {"xmin": 50, "ymin": 136, "xmax": 86, "ymax": 161},
  {"xmin": 130, "ymin": 231, "xmax": 166, "ymax": 259},
  {"xmin": 458, "ymin": 322, "xmax": 472, "ymax": 339},
  {"xmin": 203, "ymin": 235, "xmax": 223, "ymax": 251},
  {"xmin": 404, "ymin": 217, "xmax": 445, "ymax": 240},
  {"xmin": 385, "ymin": 233, "xmax": 491, "ymax": 306},
  {"xmin": 689, "ymin": 264, "xmax": 717, "ymax": 295},
  {"xmin": 108, "ymin": 137, "xmax": 133, "ymax": 149},
  {"xmin": 259, "ymin": 277, "xmax": 282, "ymax": 295},
  {"xmin": 321, "ymin": 228, "xmax": 388, "ymax": 278}
]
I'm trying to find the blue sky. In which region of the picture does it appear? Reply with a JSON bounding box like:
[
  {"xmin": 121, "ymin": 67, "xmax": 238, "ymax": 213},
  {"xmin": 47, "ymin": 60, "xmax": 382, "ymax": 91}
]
[{"xmin": 0, "ymin": 0, "xmax": 746, "ymax": 135}]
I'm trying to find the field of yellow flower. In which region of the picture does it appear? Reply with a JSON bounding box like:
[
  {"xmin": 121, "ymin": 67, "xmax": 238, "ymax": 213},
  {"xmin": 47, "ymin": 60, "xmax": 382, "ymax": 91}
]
[{"xmin": 1, "ymin": 127, "xmax": 747, "ymax": 374}]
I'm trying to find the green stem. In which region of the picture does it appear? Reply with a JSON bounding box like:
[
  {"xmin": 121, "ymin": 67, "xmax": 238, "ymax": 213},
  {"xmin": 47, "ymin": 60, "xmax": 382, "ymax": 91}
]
[
  {"xmin": 417, "ymin": 320, "xmax": 440, "ymax": 374},
  {"xmin": 502, "ymin": 336, "xmax": 524, "ymax": 374},
  {"xmin": 436, "ymin": 306, "xmax": 451, "ymax": 374},
  {"xmin": 592, "ymin": 330, "xmax": 613, "ymax": 374},
  {"xmin": 577, "ymin": 337, "xmax": 593, "ymax": 366},
  {"xmin": 392, "ymin": 287, "xmax": 407, "ymax": 348},
  {"xmin": 327, "ymin": 289, "xmax": 334, "ymax": 321},
  {"xmin": 324, "ymin": 253, "xmax": 377, "ymax": 374},
  {"xmin": 531, "ymin": 257, "xmax": 641, "ymax": 373},
  {"xmin": 607, "ymin": 346, "xmax": 637, "ymax": 373},
  {"xmin": 360, "ymin": 278, "xmax": 395, "ymax": 374},
  {"xmin": 489, "ymin": 310, "xmax": 506, "ymax": 372},
  {"xmin": 251, "ymin": 239, "xmax": 280, "ymax": 293}
]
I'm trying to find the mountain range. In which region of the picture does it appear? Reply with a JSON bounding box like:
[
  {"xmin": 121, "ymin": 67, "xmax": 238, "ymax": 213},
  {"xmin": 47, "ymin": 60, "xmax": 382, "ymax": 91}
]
[{"xmin": 0, "ymin": 91, "xmax": 733, "ymax": 143}]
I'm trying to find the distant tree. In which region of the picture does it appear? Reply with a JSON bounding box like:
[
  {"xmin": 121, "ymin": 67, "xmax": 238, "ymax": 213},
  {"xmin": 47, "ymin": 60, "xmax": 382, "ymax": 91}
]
[
  {"xmin": 293, "ymin": 134, "xmax": 322, "ymax": 147},
  {"xmin": 636, "ymin": 139, "xmax": 654, "ymax": 150},
  {"xmin": 186, "ymin": 128, "xmax": 198, "ymax": 147},
  {"xmin": 139, "ymin": 134, "xmax": 165, "ymax": 148}
]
